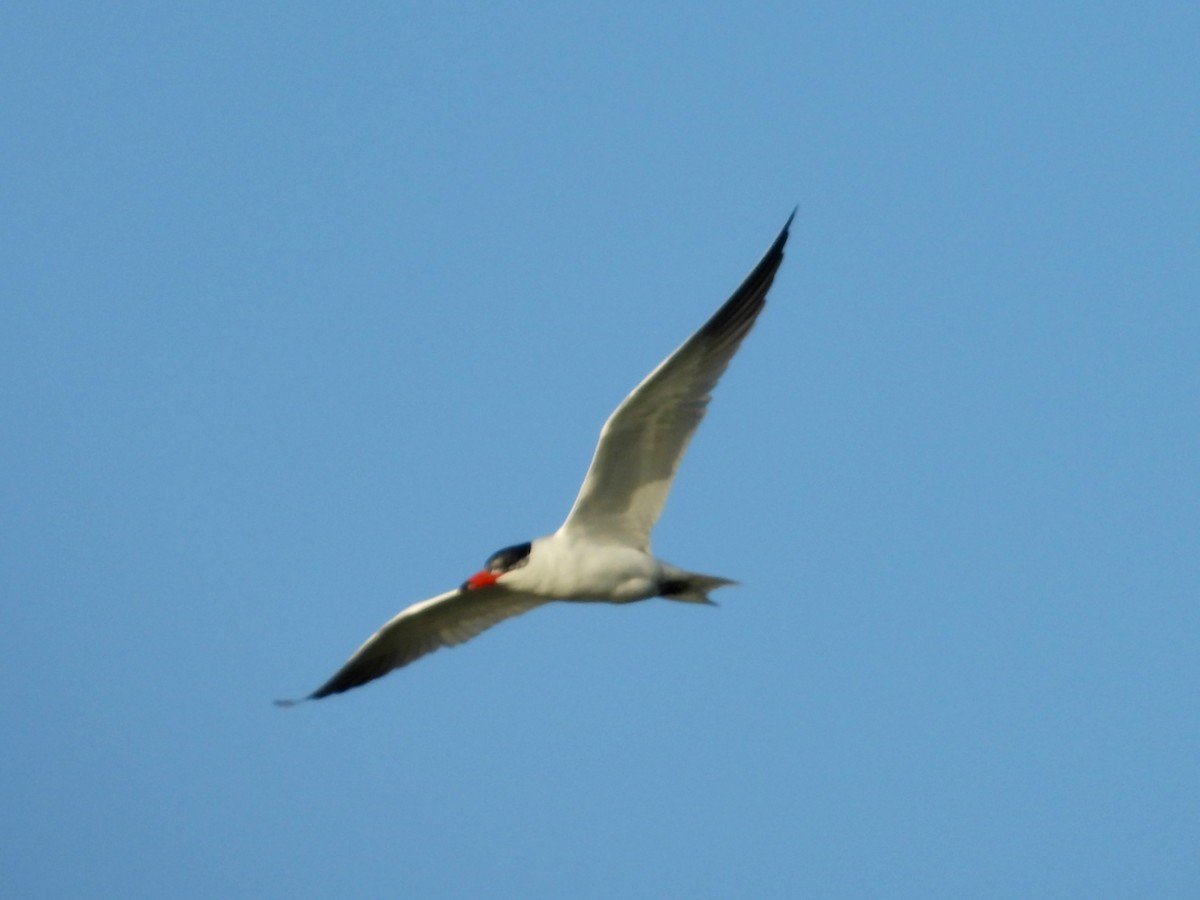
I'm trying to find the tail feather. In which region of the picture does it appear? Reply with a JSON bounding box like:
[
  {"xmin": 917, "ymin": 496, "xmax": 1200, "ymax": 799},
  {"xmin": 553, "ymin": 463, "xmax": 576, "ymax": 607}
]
[{"xmin": 659, "ymin": 572, "xmax": 738, "ymax": 605}]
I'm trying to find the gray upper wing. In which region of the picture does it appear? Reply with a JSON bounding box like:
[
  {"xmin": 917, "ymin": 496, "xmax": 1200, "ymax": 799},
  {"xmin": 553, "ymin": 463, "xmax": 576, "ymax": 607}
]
[
  {"xmin": 558, "ymin": 212, "xmax": 794, "ymax": 549},
  {"xmin": 278, "ymin": 587, "xmax": 549, "ymax": 703}
]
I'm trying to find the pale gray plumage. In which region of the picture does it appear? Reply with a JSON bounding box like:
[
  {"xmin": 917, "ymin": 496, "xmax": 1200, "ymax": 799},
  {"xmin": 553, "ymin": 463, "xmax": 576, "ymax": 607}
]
[
  {"xmin": 560, "ymin": 210, "xmax": 793, "ymax": 550},
  {"xmin": 277, "ymin": 211, "xmax": 794, "ymax": 704},
  {"xmin": 277, "ymin": 588, "xmax": 547, "ymax": 704}
]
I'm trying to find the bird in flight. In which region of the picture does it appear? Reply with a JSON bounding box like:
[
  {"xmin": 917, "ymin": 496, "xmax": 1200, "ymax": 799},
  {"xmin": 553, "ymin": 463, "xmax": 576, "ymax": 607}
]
[{"xmin": 277, "ymin": 211, "xmax": 794, "ymax": 704}]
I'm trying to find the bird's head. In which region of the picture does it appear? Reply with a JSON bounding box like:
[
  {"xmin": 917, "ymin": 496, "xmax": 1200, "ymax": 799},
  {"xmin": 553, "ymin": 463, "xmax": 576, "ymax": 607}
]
[{"xmin": 461, "ymin": 541, "xmax": 532, "ymax": 590}]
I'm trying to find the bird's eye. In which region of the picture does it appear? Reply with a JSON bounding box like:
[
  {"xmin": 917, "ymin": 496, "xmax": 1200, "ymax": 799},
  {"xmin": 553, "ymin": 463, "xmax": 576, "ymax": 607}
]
[{"xmin": 485, "ymin": 541, "xmax": 532, "ymax": 572}]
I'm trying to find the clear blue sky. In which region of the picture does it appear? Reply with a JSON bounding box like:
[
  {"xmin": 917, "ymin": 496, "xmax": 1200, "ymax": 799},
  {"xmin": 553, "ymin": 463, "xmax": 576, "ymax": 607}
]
[{"xmin": 3, "ymin": 3, "xmax": 1197, "ymax": 897}]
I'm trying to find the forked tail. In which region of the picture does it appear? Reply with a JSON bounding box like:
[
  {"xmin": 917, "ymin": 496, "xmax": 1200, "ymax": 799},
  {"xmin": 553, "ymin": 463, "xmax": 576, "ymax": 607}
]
[{"xmin": 658, "ymin": 570, "xmax": 738, "ymax": 605}]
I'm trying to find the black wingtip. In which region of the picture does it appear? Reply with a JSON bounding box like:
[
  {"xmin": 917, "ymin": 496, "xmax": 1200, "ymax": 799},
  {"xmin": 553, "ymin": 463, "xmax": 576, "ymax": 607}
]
[
  {"xmin": 747, "ymin": 206, "xmax": 796, "ymax": 284},
  {"xmin": 774, "ymin": 206, "xmax": 797, "ymax": 251},
  {"xmin": 746, "ymin": 208, "xmax": 795, "ymax": 282}
]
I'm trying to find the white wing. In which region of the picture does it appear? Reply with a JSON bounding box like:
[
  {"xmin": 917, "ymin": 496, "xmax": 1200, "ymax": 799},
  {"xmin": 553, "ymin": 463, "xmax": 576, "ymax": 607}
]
[
  {"xmin": 277, "ymin": 587, "xmax": 549, "ymax": 703},
  {"xmin": 558, "ymin": 212, "xmax": 793, "ymax": 549}
]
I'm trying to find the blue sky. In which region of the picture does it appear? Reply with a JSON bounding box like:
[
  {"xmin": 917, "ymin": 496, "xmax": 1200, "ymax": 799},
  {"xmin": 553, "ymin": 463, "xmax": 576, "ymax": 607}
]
[{"xmin": 3, "ymin": 3, "xmax": 1197, "ymax": 897}]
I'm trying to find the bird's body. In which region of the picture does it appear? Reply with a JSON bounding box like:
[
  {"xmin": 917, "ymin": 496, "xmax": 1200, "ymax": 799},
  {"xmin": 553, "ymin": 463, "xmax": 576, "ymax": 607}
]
[
  {"xmin": 514, "ymin": 536, "xmax": 663, "ymax": 602},
  {"xmin": 278, "ymin": 211, "xmax": 794, "ymax": 704}
]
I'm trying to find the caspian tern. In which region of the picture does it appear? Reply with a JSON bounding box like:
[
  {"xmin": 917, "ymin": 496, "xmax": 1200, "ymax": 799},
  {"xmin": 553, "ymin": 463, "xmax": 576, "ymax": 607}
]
[{"xmin": 277, "ymin": 211, "xmax": 793, "ymax": 704}]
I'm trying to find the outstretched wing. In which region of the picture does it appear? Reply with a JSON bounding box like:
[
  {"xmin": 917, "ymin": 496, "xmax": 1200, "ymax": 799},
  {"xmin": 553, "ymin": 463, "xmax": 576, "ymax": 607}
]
[
  {"xmin": 277, "ymin": 587, "xmax": 549, "ymax": 704},
  {"xmin": 558, "ymin": 211, "xmax": 793, "ymax": 549}
]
